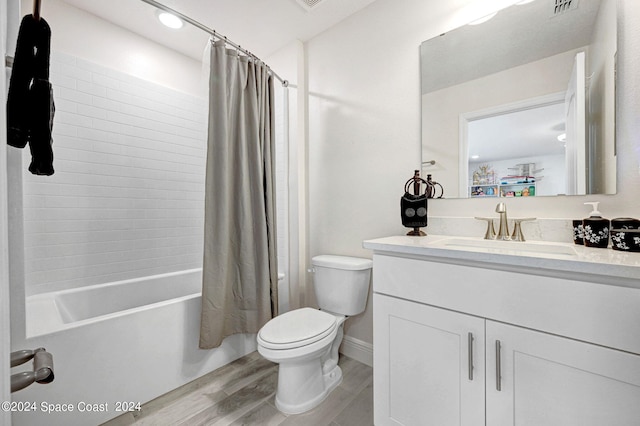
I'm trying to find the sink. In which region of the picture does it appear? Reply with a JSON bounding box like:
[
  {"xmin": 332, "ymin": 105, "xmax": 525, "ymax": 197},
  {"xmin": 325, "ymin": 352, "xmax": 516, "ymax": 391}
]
[{"xmin": 431, "ymin": 237, "xmax": 579, "ymax": 257}]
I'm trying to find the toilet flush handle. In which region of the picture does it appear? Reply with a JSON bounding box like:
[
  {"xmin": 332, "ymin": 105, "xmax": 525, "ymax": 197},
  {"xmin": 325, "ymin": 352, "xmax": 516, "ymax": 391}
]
[{"xmin": 307, "ymin": 267, "xmax": 316, "ymax": 273}]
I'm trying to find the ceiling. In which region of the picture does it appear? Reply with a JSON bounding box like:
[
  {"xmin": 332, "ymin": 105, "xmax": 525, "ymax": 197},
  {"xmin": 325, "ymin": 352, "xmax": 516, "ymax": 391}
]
[
  {"xmin": 60, "ymin": 0, "xmax": 378, "ymax": 61},
  {"xmin": 468, "ymin": 102, "xmax": 566, "ymax": 163},
  {"xmin": 420, "ymin": 0, "xmax": 601, "ymax": 94}
]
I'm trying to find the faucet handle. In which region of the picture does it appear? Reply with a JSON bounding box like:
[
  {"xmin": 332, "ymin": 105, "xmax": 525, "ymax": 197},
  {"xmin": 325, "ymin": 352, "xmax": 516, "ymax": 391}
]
[
  {"xmin": 510, "ymin": 218, "xmax": 536, "ymax": 242},
  {"xmin": 475, "ymin": 217, "xmax": 496, "ymax": 240}
]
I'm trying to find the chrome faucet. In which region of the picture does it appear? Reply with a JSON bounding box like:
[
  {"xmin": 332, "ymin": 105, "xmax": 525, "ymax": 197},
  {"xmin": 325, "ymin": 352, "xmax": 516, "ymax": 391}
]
[{"xmin": 495, "ymin": 202, "xmax": 510, "ymax": 240}]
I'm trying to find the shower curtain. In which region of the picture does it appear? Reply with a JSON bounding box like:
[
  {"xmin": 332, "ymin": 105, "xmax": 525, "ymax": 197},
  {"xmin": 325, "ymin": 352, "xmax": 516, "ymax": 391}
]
[{"xmin": 200, "ymin": 39, "xmax": 278, "ymax": 349}]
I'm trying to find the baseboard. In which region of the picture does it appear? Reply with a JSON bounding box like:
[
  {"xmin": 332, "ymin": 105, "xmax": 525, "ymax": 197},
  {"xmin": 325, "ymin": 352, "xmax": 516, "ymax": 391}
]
[{"xmin": 339, "ymin": 335, "xmax": 373, "ymax": 367}]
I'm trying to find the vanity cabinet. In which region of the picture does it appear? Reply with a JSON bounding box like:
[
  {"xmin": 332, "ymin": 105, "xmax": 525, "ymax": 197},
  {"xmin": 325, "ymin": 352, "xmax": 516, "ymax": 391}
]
[
  {"xmin": 375, "ymin": 293, "xmax": 640, "ymax": 426},
  {"xmin": 486, "ymin": 320, "xmax": 640, "ymax": 426},
  {"xmin": 367, "ymin": 246, "xmax": 640, "ymax": 426},
  {"xmin": 374, "ymin": 294, "xmax": 485, "ymax": 426}
]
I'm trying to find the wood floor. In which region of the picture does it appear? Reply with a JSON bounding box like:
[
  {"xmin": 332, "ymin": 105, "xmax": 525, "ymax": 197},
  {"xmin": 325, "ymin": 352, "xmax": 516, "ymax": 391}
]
[{"xmin": 102, "ymin": 352, "xmax": 373, "ymax": 426}]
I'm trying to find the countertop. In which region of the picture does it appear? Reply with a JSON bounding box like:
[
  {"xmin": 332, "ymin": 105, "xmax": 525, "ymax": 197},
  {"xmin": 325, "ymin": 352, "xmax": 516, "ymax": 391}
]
[{"xmin": 363, "ymin": 235, "xmax": 640, "ymax": 288}]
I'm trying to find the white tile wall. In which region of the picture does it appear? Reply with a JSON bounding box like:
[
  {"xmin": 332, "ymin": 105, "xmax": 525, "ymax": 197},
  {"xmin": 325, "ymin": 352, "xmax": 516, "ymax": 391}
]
[
  {"xmin": 20, "ymin": 53, "xmax": 289, "ymax": 298},
  {"xmin": 22, "ymin": 53, "xmax": 208, "ymax": 296}
]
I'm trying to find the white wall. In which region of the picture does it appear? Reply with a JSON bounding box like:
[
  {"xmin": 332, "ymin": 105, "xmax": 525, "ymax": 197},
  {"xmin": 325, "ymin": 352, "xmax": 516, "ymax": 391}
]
[
  {"xmin": 19, "ymin": 53, "xmax": 207, "ymax": 296},
  {"xmin": 306, "ymin": 0, "xmax": 640, "ymax": 346},
  {"xmin": 26, "ymin": 0, "xmax": 205, "ymax": 97},
  {"xmin": 588, "ymin": 0, "xmax": 617, "ymax": 194}
]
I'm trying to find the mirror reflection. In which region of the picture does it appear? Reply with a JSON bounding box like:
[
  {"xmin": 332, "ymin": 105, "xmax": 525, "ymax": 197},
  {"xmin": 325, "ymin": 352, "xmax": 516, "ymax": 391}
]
[{"xmin": 420, "ymin": 0, "xmax": 617, "ymax": 198}]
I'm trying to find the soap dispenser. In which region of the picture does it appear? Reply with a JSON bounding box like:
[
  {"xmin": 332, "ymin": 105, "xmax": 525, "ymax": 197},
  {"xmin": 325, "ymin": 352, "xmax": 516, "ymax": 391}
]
[{"xmin": 582, "ymin": 202, "xmax": 610, "ymax": 248}]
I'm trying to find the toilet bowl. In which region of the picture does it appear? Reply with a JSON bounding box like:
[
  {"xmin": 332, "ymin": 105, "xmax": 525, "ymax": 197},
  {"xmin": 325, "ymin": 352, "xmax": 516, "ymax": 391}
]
[{"xmin": 257, "ymin": 255, "xmax": 372, "ymax": 414}]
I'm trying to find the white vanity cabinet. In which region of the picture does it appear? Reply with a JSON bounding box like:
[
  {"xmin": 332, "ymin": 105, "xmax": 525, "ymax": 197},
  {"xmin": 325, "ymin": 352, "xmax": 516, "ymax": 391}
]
[
  {"xmin": 366, "ymin": 236, "xmax": 640, "ymax": 426},
  {"xmin": 375, "ymin": 292, "xmax": 640, "ymax": 426},
  {"xmin": 486, "ymin": 321, "xmax": 640, "ymax": 426},
  {"xmin": 374, "ymin": 294, "xmax": 485, "ymax": 426}
]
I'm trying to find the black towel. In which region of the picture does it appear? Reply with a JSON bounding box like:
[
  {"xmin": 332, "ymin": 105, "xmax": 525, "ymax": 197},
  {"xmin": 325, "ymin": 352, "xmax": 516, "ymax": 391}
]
[{"xmin": 6, "ymin": 14, "xmax": 55, "ymax": 176}]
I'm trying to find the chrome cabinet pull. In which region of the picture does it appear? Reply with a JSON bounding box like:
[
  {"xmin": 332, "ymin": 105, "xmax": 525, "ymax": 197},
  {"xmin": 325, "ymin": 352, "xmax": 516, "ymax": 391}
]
[
  {"xmin": 495, "ymin": 340, "xmax": 502, "ymax": 391},
  {"xmin": 468, "ymin": 332, "xmax": 474, "ymax": 381}
]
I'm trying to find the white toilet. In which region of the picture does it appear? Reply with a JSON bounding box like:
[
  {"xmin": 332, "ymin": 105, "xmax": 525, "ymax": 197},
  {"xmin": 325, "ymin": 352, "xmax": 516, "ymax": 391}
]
[{"xmin": 257, "ymin": 255, "xmax": 373, "ymax": 414}]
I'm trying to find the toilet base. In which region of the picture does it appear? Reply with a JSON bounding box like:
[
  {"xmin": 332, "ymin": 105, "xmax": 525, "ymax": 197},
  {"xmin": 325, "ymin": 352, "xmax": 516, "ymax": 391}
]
[{"xmin": 275, "ymin": 363, "xmax": 343, "ymax": 414}]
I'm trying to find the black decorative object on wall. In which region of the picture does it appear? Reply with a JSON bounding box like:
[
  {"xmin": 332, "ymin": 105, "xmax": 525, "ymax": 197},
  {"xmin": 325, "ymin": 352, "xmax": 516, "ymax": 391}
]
[{"xmin": 401, "ymin": 170, "xmax": 429, "ymax": 236}]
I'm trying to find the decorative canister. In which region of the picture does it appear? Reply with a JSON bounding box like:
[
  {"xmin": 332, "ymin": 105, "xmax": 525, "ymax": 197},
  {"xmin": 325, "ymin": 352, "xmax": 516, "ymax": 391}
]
[
  {"xmin": 572, "ymin": 219, "xmax": 584, "ymax": 245},
  {"xmin": 610, "ymin": 218, "xmax": 640, "ymax": 251},
  {"xmin": 611, "ymin": 218, "xmax": 640, "ymax": 230}
]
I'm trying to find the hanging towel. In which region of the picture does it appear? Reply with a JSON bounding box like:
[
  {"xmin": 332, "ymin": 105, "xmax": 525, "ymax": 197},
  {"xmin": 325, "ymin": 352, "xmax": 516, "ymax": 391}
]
[{"xmin": 6, "ymin": 14, "xmax": 55, "ymax": 176}]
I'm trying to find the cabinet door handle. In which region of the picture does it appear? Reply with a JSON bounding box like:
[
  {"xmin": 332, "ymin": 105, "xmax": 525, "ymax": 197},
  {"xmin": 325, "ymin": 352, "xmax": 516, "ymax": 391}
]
[
  {"xmin": 468, "ymin": 332, "xmax": 474, "ymax": 381},
  {"xmin": 495, "ymin": 340, "xmax": 502, "ymax": 391}
]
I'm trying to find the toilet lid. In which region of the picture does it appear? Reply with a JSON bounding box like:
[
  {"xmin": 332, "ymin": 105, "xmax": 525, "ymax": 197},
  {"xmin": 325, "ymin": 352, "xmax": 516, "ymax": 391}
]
[{"xmin": 258, "ymin": 308, "xmax": 337, "ymax": 350}]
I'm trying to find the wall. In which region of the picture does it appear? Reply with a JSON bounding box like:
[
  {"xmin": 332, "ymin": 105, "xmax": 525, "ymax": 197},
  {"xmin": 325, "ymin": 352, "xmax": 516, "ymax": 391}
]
[
  {"xmin": 306, "ymin": 0, "xmax": 640, "ymax": 347},
  {"xmin": 19, "ymin": 52, "xmax": 207, "ymax": 296},
  {"xmin": 588, "ymin": 0, "xmax": 617, "ymax": 194},
  {"xmin": 28, "ymin": 0, "xmax": 205, "ymax": 97}
]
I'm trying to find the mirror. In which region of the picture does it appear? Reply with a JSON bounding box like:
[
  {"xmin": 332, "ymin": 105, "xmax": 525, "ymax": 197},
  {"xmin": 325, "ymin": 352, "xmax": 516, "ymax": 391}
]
[{"xmin": 420, "ymin": 0, "xmax": 617, "ymax": 198}]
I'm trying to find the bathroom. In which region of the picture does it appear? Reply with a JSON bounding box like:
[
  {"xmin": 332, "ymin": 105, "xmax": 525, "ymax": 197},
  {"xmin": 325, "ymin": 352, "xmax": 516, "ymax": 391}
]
[{"xmin": 1, "ymin": 0, "xmax": 639, "ymax": 425}]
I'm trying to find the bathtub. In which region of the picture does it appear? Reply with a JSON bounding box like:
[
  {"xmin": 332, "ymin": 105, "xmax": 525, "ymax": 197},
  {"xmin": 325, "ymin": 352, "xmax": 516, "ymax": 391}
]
[{"xmin": 12, "ymin": 269, "xmax": 257, "ymax": 426}]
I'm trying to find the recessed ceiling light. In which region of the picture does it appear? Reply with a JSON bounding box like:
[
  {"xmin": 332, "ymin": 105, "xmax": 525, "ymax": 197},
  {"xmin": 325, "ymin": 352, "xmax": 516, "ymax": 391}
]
[
  {"xmin": 158, "ymin": 11, "xmax": 183, "ymax": 29},
  {"xmin": 468, "ymin": 12, "xmax": 498, "ymax": 26}
]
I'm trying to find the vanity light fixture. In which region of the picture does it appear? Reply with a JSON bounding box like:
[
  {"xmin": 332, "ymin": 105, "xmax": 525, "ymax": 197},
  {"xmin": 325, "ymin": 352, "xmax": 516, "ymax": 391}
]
[
  {"xmin": 157, "ymin": 11, "xmax": 184, "ymax": 29},
  {"xmin": 468, "ymin": 12, "xmax": 498, "ymax": 26}
]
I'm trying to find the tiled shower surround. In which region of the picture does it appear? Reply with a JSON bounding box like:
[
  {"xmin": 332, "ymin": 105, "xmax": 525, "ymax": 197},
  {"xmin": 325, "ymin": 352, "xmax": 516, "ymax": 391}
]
[
  {"xmin": 20, "ymin": 53, "xmax": 208, "ymax": 296},
  {"xmin": 18, "ymin": 52, "xmax": 289, "ymax": 299}
]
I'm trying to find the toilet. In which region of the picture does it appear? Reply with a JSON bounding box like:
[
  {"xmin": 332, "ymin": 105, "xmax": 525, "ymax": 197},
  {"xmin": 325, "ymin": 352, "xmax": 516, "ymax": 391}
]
[{"xmin": 257, "ymin": 255, "xmax": 373, "ymax": 414}]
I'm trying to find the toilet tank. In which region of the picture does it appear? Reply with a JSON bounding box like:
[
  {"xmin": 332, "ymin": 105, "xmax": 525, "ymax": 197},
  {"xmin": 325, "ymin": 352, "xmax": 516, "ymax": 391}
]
[{"xmin": 311, "ymin": 255, "xmax": 373, "ymax": 316}]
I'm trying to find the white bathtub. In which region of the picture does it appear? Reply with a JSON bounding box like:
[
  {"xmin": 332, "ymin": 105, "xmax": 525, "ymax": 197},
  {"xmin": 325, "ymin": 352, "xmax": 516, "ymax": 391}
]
[
  {"xmin": 12, "ymin": 269, "xmax": 257, "ymax": 426},
  {"xmin": 26, "ymin": 270, "xmax": 203, "ymax": 336}
]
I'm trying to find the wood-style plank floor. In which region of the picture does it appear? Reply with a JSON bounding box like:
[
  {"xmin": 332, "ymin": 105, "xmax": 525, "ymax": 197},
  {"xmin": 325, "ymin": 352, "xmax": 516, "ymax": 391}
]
[{"xmin": 102, "ymin": 352, "xmax": 373, "ymax": 426}]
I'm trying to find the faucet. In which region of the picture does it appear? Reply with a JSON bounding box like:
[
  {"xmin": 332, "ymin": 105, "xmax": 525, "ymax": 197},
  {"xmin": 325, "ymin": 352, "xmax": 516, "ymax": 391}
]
[
  {"xmin": 495, "ymin": 202, "xmax": 510, "ymax": 240},
  {"xmin": 476, "ymin": 203, "xmax": 535, "ymax": 241}
]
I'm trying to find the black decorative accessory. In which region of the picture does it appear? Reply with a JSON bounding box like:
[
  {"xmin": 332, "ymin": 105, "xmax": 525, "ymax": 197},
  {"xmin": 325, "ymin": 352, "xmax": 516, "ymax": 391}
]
[
  {"xmin": 425, "ymin": 174, "xmax": 444, "ymax": 198},
  {"xmin": 610, "ymin": 218, "xmax": 640, "ymax": 251},
  {"xmin": 401, "ymin": 170, "xmax": 428, "ymax": 236},
  {"xmin": 572, "ymin": 219, "xmax": 584, "ymax": 245}
]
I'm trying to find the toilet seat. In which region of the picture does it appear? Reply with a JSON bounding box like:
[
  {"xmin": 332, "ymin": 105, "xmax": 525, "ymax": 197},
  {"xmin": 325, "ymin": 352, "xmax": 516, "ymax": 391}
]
[{"xmin": 258, "ymin": 308, "xmax": 337, "ymax": 350}]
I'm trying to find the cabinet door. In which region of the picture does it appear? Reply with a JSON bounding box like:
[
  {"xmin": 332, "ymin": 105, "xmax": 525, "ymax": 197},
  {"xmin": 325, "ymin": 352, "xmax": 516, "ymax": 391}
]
[
  {"xmin": 486, "ymin": 321, "xmax": 640, "ymax": 426},
  {"xmin": 373, "ymin": 294, "xmax": 485, "ymax": 426}
]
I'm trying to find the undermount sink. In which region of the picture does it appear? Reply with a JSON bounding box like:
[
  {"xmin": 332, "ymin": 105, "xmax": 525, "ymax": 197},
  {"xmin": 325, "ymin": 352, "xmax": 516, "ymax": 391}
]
[{"xmin": 431, "ymin": 237, "xmax": 579, "ymax": 257}]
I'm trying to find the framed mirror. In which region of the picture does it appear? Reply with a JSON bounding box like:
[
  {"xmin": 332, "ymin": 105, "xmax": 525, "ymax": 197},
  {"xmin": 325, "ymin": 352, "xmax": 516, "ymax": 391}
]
[{"xmin": 420, "ymin": 0, "xmax": 617, "ymax": 198}]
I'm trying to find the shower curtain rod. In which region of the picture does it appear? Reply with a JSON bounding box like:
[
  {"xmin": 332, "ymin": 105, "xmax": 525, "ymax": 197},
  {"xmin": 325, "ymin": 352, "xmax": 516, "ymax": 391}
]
[
  {"xmin": 139, "ymin": 0, "xmax": 288, "ymax": 87},
  {"xmin": 5, "ymin": 0, "xmax": 289, "ymax": 87}
]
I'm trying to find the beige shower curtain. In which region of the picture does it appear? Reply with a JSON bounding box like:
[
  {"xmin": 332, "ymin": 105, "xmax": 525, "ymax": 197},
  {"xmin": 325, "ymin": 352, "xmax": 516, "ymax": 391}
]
[{"xmin": 199, "ymin": 39, "xmax": 278, "ymax": 349}]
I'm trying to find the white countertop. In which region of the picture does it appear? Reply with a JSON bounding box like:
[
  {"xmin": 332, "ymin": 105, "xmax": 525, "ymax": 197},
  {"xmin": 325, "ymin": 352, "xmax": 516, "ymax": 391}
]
[{"xmin": 363, "ymin": 235, "xmax": 640, "ymax": 288}]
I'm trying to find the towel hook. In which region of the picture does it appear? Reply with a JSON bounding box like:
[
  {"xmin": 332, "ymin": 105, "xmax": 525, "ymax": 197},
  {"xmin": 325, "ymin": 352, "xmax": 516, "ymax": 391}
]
[{"xmin": 33, "ymin": 0, "xmax": 41, "ymax": 21}]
